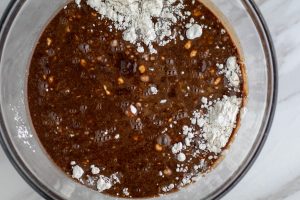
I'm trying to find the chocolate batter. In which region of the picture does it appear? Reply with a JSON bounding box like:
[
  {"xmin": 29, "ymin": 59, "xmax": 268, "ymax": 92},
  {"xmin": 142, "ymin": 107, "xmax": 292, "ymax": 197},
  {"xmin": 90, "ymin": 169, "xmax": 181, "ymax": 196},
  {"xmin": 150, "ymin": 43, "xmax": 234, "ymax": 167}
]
[{"xmin": 27, "ymin": 1, "xmax": 246, "ymax": 198}]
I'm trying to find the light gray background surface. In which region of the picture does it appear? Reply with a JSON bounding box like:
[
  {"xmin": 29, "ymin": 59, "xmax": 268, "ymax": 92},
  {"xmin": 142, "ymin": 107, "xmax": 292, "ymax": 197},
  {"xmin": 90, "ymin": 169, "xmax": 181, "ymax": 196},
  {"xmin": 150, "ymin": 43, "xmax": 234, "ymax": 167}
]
[{"xmin": 1, "ymin": 0, "xmax": 299, "ymax": 199}]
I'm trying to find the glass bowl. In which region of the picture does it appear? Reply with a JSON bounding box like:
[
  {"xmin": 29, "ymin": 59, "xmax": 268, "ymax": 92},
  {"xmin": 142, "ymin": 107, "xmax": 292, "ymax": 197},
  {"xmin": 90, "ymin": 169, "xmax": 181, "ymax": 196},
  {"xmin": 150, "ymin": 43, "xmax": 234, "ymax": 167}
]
[{"xmin": 0, "ymin": 0, "xmax": 277, "ymax": 199}]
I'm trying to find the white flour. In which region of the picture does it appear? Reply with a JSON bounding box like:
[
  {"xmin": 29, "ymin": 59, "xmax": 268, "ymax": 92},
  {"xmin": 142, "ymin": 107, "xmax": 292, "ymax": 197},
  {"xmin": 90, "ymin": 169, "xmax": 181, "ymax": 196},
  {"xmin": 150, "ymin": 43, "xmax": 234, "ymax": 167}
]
[
  {"xmin": 167, "ymin": 94, "xmax": 242, "ymax": 189},
  {"xmin": 171, "ymin": 95, "xmax": 242, "ymax": 164},
  {"xmin": 201, "ymin": 95, "xmax": 242, "ymax": 153},
  {"xmin": 71, "ymin": 162, "xmax": 120, "ymax": 193},
  {"xmin": 123, "ymin": 188, "xmax": 130, "ymax": 196},
  {"xmin": 90, "ymin": 165, "xmax": 100, "ymax": 174},
  {"xmin": 177, "ymin": 152, "xmax": 186, "ymax": 162},
  {"xmin": 162, "ymin": 183, "xmax": 175, "ymax": 192},
  {"xmin": 97, "ymin": 175, "xmax": 113, "ymax": 192},
  {"xmin": 72, "ymin": 165, "xmax": 84, "ymax": 179},
  {"xmin": 186, "ymin": 24, "xmax": 203, "ymax": 40},
  {"xmin": 224, "ymin": 56, "xmax": 241, "ymax": 88},
  {"xmin": 86, "ymin": 0, "xmax": 202, "ymax": 53},
  {"xmin": 96, "ymin": 172, "xmax": 120, "ymax": 192},
  {"xmin": 172, "ymin": 142, "xmax": 183, "ymax": 154}
]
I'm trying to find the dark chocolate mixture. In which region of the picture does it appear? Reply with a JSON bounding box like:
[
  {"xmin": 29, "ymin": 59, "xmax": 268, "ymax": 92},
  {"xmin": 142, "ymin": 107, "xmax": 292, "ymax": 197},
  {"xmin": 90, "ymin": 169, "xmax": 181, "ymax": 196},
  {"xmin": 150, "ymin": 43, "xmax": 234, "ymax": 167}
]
[{"xmin": 28, "ymin": 1, "xmax": 246, "ymax": 198}]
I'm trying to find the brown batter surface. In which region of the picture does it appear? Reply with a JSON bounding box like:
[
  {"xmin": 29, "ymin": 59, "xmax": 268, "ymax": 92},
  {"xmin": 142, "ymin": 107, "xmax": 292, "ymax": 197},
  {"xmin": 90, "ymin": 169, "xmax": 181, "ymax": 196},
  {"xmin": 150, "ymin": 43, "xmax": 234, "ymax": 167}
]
[{"xmin": 28, "ymin": 1, "xmax": 246, "ymax": 198}]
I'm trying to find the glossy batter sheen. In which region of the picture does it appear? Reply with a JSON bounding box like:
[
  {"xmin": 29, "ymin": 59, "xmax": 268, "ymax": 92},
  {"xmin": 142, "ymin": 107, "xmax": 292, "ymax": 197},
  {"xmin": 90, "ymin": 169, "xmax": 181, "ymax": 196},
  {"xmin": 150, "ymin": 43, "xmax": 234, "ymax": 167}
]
[{"xmin": 28, "ymin": 1, "xmax": 246, "ymax": 198}]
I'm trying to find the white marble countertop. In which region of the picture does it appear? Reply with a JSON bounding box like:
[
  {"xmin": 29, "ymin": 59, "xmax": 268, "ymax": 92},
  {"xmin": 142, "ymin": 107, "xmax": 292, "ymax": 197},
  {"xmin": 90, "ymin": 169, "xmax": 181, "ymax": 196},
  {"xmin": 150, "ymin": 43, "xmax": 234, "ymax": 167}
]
[{"xmin": 1, "ymin": 0, "xmax": 300, "ymax": 199}]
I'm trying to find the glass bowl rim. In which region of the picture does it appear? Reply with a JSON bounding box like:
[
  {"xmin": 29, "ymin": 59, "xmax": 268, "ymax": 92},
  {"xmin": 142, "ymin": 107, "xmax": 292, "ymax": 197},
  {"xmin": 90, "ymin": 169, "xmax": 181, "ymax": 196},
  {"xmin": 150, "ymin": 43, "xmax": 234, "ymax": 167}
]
[{"xmin": 0, "ymin": 0, "xmax": 278, "ymax": 199}]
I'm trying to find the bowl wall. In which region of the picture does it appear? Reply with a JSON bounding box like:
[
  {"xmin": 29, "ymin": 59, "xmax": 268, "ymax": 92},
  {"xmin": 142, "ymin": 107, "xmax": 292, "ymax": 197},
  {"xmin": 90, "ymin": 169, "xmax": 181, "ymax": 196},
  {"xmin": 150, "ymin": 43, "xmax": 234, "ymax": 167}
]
[{"xmin": 0, "ymin": 0, "xmax": 277, "ymax": 199}]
